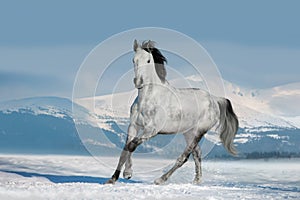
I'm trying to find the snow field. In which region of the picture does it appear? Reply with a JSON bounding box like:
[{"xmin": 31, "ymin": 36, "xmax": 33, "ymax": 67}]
[{"xmin": 0, "ymin": 155, "xmax": 299, "ymax": 200}]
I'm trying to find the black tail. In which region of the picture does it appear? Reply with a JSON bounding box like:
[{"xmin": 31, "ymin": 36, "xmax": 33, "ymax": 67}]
[{"xmin": 217, "ymin": 98, "xmax": 239, "ymax": 155}]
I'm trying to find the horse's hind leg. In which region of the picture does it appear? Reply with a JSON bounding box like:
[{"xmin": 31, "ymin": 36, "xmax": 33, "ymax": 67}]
[
  {"xmin": 192, "ymin": 145, "xmax": 202, "ymax": 184},
  {"xmin": 184, "ymin": 133, "xmax": 203, "ymax": 184},
  {"xmin": 154, "ymin": 132, "xmax": 203, "ymax": 185}
]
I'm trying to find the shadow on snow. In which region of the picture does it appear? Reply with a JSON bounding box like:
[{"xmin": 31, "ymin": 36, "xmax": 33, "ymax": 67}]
[{"xmin": 1, "ymin": 170, "xmax": 141, "ymax": 184}]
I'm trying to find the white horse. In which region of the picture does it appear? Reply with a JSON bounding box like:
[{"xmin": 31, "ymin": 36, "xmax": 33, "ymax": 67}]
[{"xmin": 106, "ymin": 40, "xmax": 238, "ymax": 185}]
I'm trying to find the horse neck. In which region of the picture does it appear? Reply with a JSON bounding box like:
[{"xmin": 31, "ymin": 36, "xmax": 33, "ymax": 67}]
[
  {"xmin": 140, "ymin": 64, "xmax": 161, "ymax": 86},
  {"xmin": 137, "ymin": 79, "xmax": 169, "ymax": 103},
  {"xmin": 137, "ymin": 63, "xmax": 168, "ymax": 102}
]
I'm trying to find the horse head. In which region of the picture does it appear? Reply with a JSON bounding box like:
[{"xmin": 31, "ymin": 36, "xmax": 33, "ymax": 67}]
[{"xmin": 132, "ymin": 40, "xmax": 167, "ymax": 89}]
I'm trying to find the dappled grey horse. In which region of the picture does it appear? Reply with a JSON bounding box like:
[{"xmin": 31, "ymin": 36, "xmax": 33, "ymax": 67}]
[{"xmin": 106, "ymin": 40, "xmax": 238, "ymax": 185}]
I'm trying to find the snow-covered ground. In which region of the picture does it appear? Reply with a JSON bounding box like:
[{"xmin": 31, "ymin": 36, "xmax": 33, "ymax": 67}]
[{"xmin": 0, "ymin": 155, "xmax": 299, "ymax": 200}]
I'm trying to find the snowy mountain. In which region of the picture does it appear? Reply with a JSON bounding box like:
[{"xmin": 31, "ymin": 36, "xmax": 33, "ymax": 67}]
[
  {"xmin": 0, "ymin": 97, "xmax": 90, "ymax": 154},
  {"xmin": 0, "ymin": 77, "xmax": 299, "ymax": 158}
]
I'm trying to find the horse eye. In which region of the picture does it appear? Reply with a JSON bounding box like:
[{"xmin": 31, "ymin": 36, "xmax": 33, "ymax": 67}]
[{"xmin": 147, "ymin": 60, "xmax": 150, "ymax": 63}]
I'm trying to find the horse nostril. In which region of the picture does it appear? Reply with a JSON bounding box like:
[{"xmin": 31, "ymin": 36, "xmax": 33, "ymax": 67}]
[{"xmin": 134, "ymin": 77, "xmax": 143, "ymax": 89}]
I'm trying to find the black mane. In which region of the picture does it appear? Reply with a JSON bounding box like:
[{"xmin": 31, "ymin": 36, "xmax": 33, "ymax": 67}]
[{"xmin": 141, "ymin": 40, "xmax": 167, "ymax": 83}]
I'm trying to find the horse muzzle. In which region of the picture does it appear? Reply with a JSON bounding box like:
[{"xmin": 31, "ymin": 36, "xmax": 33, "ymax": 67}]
[{"xmin": 133, "ymin": 77, "xmax": 143, "ymax": 89}]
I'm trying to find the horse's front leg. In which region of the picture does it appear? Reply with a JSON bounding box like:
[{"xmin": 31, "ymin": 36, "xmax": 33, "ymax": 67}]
[
  {"xmin": 120, "ymin": 127, "xmax": 157, "ymax": 180},
  {"xmin": 123, "ymin": 124, "xmax": 139, "ymax": 179},
  {"xmin": 106, "ymin": 124, "xmax": 138, "ymax": 184},
  {"xmin": 105, "ymin": 148, "xmax": 129, "ymax": 184},
  {"xmin": 123, "ymin": 152, "xmax": 133, "ymax": 179},
  {"xmin": 126, "ymin": 127, "xmax": 157, "ymax": 153},
  {"xmin": 106, "ymin": 125, "xmax": 157, "ymax": 184}
]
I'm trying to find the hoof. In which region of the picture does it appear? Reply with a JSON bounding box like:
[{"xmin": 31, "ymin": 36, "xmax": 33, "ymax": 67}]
[
  {"xmin": 105, "ymin": 178, "xmax": 116, "ymax": 184},
  {"xmin": 123, "ymin": 170, "xmax": 132, "ymax": 179},
  {"xmin": 154, "ymin": 177, "xmax": 166, "ymax": 185},
  {"xmin": 193, "ymin": 178, "xmax": 202, "ymax": 184}
]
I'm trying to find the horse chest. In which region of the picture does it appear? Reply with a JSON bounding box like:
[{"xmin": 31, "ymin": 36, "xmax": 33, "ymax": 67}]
[{"xmin": 136, "ymin": 106, "xmax": 156, "ymax": 123}]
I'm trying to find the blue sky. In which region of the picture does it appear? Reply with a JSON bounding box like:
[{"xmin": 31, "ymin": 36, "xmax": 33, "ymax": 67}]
[{"xmin": 0, "ymin": 0, "xmax": 300, "ymax": 101}]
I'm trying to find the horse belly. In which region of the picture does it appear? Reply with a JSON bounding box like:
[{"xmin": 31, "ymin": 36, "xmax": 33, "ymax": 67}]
[
  {"xmin": 159, "ymin": 110, "xmax": 199, "ymax": 134},
  {"xmin": 160, "ymin": 98, "xmax": 218, "ymax": 134}
]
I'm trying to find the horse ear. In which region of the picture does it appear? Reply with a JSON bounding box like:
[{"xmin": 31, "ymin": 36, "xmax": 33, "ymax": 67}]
[
  {"xmin": 146, "ymin": 40, "xmax": 152, "ymax": 52},
  {"xmin": 133, "ymin": 39, "xmax": 139, "ymax": 52}
]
